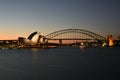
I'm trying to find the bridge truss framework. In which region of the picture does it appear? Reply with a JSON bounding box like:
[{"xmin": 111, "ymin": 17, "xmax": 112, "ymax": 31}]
[{"xmin": 45, "ymin": 29, "xmax": 106, "ymax": 41}]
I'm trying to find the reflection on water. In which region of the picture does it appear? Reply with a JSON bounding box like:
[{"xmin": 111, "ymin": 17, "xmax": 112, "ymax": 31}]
[
  {"xmin": 0, "ymin": 47, "xmax": 120, "ymax": 80},
  {"xmin": 79, "ymin": 45, "xmax": 85, "ymax": 51}
]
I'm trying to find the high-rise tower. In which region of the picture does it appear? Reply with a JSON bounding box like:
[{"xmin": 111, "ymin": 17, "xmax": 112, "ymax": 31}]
[{"xmin": 107, "ymin": 35, "xmax": 114, "ymax": 46}]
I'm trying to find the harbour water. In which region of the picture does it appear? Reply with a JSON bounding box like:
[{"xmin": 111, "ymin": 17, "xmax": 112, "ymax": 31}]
[{"xmin": 0, "ymin": 46, "xmax": 120, "ymax": 80}]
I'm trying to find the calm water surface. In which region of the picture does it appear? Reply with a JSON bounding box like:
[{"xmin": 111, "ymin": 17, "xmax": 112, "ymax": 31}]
[{"xmin": 0, "ymin": 47, "xmax": 120, "ymax": 80}]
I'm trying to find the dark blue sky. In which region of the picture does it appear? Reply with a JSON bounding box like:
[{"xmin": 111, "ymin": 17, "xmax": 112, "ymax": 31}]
[{"xmin": 0, "ymin": 0, "xmax": 120, "ymax": 39}]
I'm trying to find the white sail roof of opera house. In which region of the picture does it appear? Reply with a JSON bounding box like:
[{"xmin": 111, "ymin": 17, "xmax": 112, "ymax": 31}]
[{"xmin": 27, "ymin": 31, "xmax": 40, "ymax": 44}]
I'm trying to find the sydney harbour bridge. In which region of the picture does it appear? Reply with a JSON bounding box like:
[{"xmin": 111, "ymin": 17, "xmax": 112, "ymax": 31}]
[
  {"xmin": 46, "ymin": 29, "xmax": 105, "ymax": 42},
  {"xmin": 44, "ymin": 28, "xmax": 106, "ymax": 46},
  {"xmin": 0, "ymin": 28, "xmax": 107, "ymax": 48}
]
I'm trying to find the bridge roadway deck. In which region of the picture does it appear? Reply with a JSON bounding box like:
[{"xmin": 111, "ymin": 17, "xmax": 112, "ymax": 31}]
[{"xmin": 47, "ymin": 38, "xmax": 97, "ymax": 40}]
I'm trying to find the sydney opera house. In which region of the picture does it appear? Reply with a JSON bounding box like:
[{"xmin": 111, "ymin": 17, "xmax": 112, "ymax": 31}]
[{"xmin": 18, "ymin": 31, "xmax": 47, "ymax": 45}]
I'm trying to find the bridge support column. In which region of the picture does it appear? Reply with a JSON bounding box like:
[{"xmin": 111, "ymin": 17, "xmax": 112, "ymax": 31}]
[{"xmin": 59, "ymin": 39, "xmax": 62, "ymax": 46}]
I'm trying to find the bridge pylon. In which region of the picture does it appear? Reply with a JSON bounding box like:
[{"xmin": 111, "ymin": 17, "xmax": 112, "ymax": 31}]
[{"xmin": 59, "ymin": 39, "xmax": 62, "ymax": 46}]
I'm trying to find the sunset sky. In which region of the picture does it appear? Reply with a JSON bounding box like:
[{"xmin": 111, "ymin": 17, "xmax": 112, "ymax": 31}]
[{"xmin": 0, "ymin": 0, "xmax": 120, "ymax": 40}]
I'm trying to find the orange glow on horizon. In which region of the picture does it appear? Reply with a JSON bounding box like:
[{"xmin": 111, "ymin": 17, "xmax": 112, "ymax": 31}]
[
  {"xmin": 0, "ymin": 34, "xmax": 28, "ymax": 40},
  {"xmin": 0, "ymin": 35, "xmax": 17, "ymax": 40}
]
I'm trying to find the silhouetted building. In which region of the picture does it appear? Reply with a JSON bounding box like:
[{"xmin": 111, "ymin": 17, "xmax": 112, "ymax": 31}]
[{"xmin": 117, "ymin": 35, "xmax": 120, "ymax": 40}]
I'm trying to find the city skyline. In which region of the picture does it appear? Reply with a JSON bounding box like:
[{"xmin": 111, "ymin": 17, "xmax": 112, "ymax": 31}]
[{"xmin": 0, "ymin": 0, "xmax": 120, "ymax": 40}]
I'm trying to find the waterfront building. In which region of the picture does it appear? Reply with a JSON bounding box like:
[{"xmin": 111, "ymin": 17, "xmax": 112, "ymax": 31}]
[
  {"xmin": 18, "ymin": 31, "xmax": 47, "ymax": 46},
  {"xmin": 107, "ymin": 35, "xmax": 114, "ymax": 46}
]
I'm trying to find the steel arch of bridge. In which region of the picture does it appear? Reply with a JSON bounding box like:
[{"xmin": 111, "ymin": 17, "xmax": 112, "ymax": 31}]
[{"xmin": 45, "ymin": 29, "xmax": 106, "ymax": 41}]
